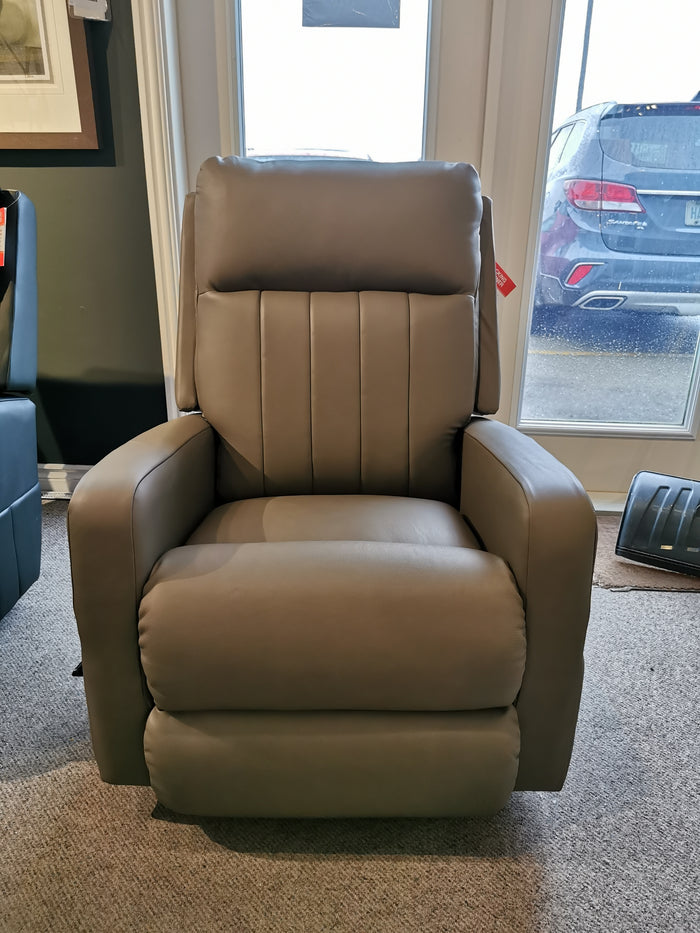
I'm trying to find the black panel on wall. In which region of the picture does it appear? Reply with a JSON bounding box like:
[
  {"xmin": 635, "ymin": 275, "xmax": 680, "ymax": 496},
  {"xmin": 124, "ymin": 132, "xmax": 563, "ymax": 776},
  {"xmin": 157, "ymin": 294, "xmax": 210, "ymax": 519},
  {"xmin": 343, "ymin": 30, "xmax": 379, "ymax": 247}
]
[{"xmin": 0, "ymin": 0, "xmax": 167, "ymax": 466}]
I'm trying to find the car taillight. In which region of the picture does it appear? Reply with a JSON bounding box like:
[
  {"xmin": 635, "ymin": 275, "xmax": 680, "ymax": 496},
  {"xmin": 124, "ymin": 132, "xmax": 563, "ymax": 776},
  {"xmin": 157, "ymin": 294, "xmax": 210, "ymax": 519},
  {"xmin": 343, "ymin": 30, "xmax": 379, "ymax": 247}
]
[
  {"xmin": 565, "ymin": 263, "xmax": 596, "ymax": 286},
  {"xmin": 564, "ymin": 179, "xmax": 645, "ymax": 212}
]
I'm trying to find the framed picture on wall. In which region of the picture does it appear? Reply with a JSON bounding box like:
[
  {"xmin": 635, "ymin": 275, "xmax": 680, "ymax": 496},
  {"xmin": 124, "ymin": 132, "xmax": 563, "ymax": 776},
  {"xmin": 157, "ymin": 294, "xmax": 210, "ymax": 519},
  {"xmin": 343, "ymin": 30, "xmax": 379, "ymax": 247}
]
[{"xmin": 0, "ymin": 0, "xmax": 98, "ymax": 149}]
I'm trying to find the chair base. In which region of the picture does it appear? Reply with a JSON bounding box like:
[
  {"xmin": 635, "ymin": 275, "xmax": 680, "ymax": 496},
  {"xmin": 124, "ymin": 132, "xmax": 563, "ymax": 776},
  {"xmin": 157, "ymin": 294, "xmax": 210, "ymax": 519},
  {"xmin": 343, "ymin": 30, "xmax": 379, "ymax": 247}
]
[{"xmin": 144, "ymin": 707, "xmax": 520, "ymax": 818}]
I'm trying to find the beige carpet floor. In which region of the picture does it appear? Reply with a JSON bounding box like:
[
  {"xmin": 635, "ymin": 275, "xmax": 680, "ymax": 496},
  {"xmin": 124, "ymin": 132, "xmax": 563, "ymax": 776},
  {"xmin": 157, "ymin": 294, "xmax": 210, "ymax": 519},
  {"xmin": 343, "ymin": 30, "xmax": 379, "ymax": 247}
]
[{"xmin": 2, "ymin": 763, "xmax": 553, "ymax": 933}]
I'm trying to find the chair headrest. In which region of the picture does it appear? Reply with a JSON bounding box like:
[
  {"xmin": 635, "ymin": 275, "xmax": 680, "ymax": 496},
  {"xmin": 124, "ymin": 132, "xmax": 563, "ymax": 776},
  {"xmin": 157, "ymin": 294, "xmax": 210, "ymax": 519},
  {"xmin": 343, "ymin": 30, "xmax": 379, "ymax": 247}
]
[{"xmin": 194, "ymin": 157, "xmax": 483, "ymax": 296}]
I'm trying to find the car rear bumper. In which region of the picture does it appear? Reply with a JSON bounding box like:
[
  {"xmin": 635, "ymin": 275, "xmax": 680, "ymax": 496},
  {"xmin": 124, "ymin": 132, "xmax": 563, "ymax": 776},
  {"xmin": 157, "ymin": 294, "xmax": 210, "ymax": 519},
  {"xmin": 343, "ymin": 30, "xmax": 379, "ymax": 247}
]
[{"xmin": 538, "ymin": 253, "xmax": 700, "ymax": 314}]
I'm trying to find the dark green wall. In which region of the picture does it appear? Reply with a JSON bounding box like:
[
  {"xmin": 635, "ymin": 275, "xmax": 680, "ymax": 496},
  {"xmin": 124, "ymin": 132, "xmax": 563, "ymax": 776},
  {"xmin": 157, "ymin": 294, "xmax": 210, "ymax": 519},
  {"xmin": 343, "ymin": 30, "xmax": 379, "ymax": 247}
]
[{"xmin": 0, "ymin": 1, "xmax": 167, "ymax": 465}]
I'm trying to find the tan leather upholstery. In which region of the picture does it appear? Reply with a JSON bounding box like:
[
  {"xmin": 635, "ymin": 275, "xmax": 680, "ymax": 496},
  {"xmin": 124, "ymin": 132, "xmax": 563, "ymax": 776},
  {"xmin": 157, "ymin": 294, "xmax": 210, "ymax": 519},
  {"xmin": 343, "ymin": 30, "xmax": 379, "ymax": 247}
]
[
  {"xmin": 475, "ymin": 197, "xmax": 500, "ymax": 415},
  {"xmin": 144, "ymin": 708, "xmax": 521, "ymax": 818},
  {"xmin": 196, "ymin": 289, "xmax": 474, "ymax": 502},
  {"xmin": 460, "ymin": 417, "xmax": 597, "ymax": 790},
  {"xmin": 68, "ymin": 415, "xmax": 215, "ymax": 783},
  {"xmin": 186, "ymin": 495, "xmax": 479, "ymax": 547},
  {"xmin": 189, "ymin": 160, "xmax": 481, "ymax": 503},
  {"xmin": 69, "ymin": 158, "xmax": 596, "ymax": 816},
  {"xmin": 194, "ymin": 157, "xmax": 482, "ymax": 295},
  {"xmin": 139, "ymin": 540, "xmax": 525, "ymax": 711},
  {"xmin": 175, "ymin": 192, "xmax": 197, "ymax": 411},
  {"xmin": 176, "ymin": 156, "xmax": 500, "ymax": 427}
]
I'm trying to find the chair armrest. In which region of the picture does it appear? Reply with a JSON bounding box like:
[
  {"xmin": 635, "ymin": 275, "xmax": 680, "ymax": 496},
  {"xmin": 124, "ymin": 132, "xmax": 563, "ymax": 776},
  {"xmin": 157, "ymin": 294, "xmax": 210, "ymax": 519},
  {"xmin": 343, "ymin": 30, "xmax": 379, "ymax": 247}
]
[
  {"xmin": 68, "ymin": 414, "xmax": 215, "ymax": 784},
  {"xmin": 460, "ymin": 417, "xmax": 596, "ymax": 790}
]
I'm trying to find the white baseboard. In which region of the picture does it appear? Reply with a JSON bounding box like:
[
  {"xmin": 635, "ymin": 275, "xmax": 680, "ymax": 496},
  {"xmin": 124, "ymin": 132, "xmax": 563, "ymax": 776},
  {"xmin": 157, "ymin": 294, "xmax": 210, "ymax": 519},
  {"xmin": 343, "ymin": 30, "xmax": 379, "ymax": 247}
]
[
  {"xmin": 589, "ymin": 492, "xmax": 627, "ymax": 514},
  {"xmin": 39, "ymin": 464, "xmax": 91, "ymax": 499}
]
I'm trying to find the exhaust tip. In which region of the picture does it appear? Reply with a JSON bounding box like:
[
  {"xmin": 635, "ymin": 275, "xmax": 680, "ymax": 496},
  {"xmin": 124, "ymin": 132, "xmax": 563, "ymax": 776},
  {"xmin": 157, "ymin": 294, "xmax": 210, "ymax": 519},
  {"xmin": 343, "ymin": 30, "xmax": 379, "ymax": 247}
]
[{"xmin": 579, "ymin": 296, "xmax": 626, "ymax": 311}]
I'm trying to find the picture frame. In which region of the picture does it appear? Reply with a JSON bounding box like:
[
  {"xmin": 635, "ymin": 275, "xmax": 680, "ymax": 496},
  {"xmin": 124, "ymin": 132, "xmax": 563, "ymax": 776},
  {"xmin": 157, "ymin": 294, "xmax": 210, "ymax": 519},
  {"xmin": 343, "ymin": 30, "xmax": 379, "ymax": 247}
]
[{"xmin": 0, "ymin": 0, "xmax": 98, "ymax": 149}]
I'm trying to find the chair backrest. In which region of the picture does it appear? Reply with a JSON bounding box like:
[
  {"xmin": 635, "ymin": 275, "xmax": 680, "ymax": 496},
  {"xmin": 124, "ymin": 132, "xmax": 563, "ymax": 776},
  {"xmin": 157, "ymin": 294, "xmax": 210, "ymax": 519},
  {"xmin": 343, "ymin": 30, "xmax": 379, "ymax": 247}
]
[
  {"xmin": 177, "ymin": 157, "xmax": 499, "ymax": 505},
  {"xmin": 0, "ymin": 191, "xmax": 37, "ymax": 395}
]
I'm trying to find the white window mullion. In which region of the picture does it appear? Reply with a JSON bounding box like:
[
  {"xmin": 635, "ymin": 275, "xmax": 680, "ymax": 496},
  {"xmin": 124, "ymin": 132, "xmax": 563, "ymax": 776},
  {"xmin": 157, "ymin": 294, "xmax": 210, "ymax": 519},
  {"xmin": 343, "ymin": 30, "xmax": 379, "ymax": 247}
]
[{"xmin": 131, "ymin": 0, "xmax": 188, "ymax": 420}]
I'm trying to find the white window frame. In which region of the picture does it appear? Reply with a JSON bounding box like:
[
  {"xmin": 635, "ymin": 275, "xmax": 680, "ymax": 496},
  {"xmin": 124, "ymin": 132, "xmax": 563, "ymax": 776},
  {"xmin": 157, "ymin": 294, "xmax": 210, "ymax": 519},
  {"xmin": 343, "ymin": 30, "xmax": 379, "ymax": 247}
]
[{"xmin": 131, "ymin": 0, "xmax": 187, "ymax": 420}]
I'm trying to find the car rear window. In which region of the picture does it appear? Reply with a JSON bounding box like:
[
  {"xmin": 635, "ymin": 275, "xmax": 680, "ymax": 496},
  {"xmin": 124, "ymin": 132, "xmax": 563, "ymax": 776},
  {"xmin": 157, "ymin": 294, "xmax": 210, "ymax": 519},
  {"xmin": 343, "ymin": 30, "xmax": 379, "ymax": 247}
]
[{"xmin": 599, "ymin": 106, "xmax": 700, "ymax": 171}]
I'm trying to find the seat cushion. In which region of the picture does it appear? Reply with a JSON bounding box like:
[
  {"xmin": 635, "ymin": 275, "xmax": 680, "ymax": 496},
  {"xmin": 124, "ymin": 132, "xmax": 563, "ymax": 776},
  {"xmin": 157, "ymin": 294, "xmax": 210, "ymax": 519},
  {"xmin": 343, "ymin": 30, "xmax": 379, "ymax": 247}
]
[
  {"xmin": 139, "ymin": 539, "xmax": 526, "ymax": 713},
  {"xmin": 187, "ymin": 494, "xmax": 481, "ymax": 548}
]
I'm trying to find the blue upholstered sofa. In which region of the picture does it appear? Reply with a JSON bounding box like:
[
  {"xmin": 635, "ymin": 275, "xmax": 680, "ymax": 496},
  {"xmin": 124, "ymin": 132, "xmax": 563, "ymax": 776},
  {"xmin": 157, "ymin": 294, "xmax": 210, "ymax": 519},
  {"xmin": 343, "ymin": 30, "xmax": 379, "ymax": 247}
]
[{"xmin": 0, "ymin": 190, "xmax": 41, "ymax": 619}]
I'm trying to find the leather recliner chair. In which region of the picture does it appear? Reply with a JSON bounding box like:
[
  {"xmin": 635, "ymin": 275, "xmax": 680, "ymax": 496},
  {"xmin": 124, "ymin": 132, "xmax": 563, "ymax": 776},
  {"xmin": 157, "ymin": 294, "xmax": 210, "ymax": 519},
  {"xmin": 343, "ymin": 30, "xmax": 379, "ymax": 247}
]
[
  {"xmin": 69, "ymin": 158, "xmax": 596, "ymax": 817},
  {"xmin": 0, "ymin": 190, "xmax": 41, "ymax": 620}
]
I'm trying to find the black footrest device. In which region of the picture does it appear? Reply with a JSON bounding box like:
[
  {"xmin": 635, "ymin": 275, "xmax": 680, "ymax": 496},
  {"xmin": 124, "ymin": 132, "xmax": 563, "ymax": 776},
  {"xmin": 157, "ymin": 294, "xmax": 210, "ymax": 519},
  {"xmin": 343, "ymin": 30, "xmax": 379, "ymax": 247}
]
[{"xmin": 616, "ymin": 471, "xmax": 700, "ymax": 577}]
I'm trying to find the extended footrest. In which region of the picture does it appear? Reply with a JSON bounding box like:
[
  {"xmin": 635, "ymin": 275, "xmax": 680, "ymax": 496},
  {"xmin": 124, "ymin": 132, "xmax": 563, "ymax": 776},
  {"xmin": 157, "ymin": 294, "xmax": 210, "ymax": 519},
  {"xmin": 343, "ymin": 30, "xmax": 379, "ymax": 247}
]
[{"xmin": 144, "ymin": 707, "xmax": 521, "ymax": 818}]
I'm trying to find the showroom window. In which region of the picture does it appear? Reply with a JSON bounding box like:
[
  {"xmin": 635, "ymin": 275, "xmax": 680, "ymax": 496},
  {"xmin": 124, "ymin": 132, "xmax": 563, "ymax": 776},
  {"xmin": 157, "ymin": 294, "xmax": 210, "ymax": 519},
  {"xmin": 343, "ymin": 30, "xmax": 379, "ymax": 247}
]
[
  {"xmin": 518, "ymin": 0, "xmax": 700, "ymax": 436},
  {"xmin": 236, "ymin": 0, "xmax": 432, "ymax": 161}
]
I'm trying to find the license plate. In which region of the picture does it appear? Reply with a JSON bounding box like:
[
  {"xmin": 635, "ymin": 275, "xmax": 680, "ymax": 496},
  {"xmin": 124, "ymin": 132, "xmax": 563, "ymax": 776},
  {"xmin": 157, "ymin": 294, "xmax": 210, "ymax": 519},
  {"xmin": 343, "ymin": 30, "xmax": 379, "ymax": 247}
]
[{"xmin": 686, "ymin": 199, "xmax": 700, "ymax": 226}]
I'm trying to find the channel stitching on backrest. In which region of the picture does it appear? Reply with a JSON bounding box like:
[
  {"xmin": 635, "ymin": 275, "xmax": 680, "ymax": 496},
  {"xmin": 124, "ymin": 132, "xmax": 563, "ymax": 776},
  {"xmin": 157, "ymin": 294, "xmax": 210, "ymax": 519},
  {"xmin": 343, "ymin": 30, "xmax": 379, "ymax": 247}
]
[{"xmin": 195, "ymin": 289, "xmax": 475, "ymax": 503}]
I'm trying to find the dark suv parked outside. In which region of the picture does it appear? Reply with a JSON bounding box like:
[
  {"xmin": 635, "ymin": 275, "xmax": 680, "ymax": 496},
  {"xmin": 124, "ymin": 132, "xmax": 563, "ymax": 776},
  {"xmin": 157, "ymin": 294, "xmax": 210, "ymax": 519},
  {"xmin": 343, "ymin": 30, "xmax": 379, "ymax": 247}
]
[{"xmin": 535, "ymin": 100, "xmax": 700, "ymax": 321}]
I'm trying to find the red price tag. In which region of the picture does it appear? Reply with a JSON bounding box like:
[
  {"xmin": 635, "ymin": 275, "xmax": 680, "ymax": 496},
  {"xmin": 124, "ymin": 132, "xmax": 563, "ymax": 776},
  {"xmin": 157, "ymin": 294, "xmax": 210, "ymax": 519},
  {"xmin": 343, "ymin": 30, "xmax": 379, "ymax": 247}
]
[
  {"xmin": 0, "ymin": 207, "xmax": 6, "ymax": 267},
  {"xmin": 495, "ymin": 262, "xmax": 516, "ymax": 297}
]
